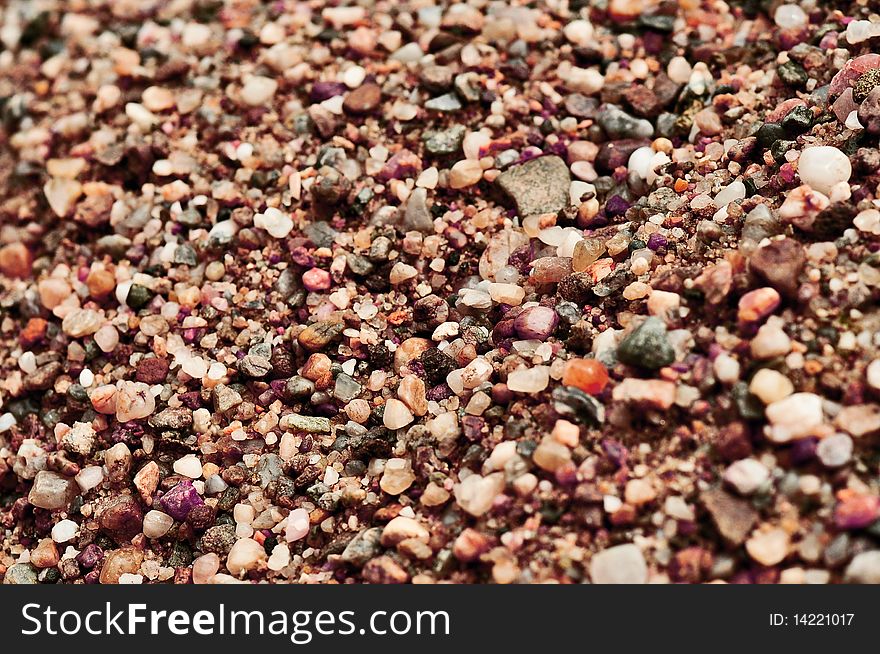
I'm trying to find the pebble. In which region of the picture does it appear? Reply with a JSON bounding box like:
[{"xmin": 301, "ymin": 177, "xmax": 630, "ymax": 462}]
[
  {"xmin": 254, "ymin": 207, "xmax": 293, "ymax": 238},
  {"xmin": 51, "ymin": 519, "xmax": 79, "ymax": 543},
  {"xmin": 241, "ymin": 76, "xmax": 277, "ymax": 106},
  {"xmin": 158, "ymin": 480, "xmax": 204, "ymax": 520},
  {"xmin": 31, "ymin": 539, "xmax": 60, "ymax": 568},
  {"xmin": 115, "ymin": 380, "xmax": 155, "ymax": 422},
  {"xmin": 62, "ymin": 309, "xmax": 103, "ymax": 337},
  {"xmin": 562, "ymin": 358, "xmax": 609, "ymax": 395},
  {"xmin": 765, "ymin": 393, "xmax": 824, "ymax": 443},
  {"xmin": 816, "ymin": 433, "xmax": 853, "ymax": 468},
  {"xmin": 343, "ymin": 83, "xmax": 381, "ymax": 114},
  {"xmin": 737, "ymin": 287, "xmax": 780, "ymax": 324},
  {"xmin": 495, "ymin": 155, "xmax": 571, "ymax": 217},
  {"xmin": 723, "ymin": 458, "xmax": 769, "ymax": 495},
  {"xmin": 611, "ymin": 378, "xmax": 676, "ymax": 410},
  {"xmin": 28, "ymin": 470, "xmax": 77, "ymax": 510},
  {"xmin": 173, "ymin": 455, "xmax": 203, "ymax": 479},
  {"xmin": 844, "ymin": 551, "xmax": 880, "ymax": 583},
  {"xmin": 143, "ymin": 510, "xmax": 174, "ymax": 538},
  {"xmin": 226, "ymin": 538, "xmax": 267, "ymax": 576},
  {"xmin": 749, "ymin": 238, "xmax": 805, "ymax": 298},
  {"xmin": 750, "ymin": 322, "xmax": 791, "ymax": 359},
  {"xmin": 616, "ymin": 317, "xmax": 675, "ymax": 370},
  {"xmin": 513, "ymin": 306, "xmax": 558, "ymax": 340},
  {"xmin": 454, "ymin": 472, "xmax": 504, "ymax": 517},
  {"xmin": 380, "ymin": 457, "xmax": 416, "ymax": 494},
  {"xmin": 597, "ymin": 104, "xmax": 653, "ymax": 140},
  {"xmin": 774, "ymin": 4, "xmax": 807, "ymax": 29},
  {"xmin": 798, "ymin": 146, "xmax": 852, "ymax": 196},
  {"xmin": 381, "ymin": 516, "xmax": 429, "ymax": 546},
  {"xmin": 745, "ymin": 528, "xmax": 789, "ymax": 566},
  {"xmin": 192, "ymin": 554, "xmax": 220, "ymax": 584},
  {"xmin": 285, "ymin": 508, "xmax": 311, "ymax": 542},
  {"xmin": 701, "ymin": 488, "xmax": 758, "ymax": 546},
  {"xmin": 867, "ymin": 359, "xmax": 880, "ymax": 391},
  {"xmin": 383, "ymin": 398, "xmax": 414, "ymax": 430},
  {"xmin": 589, "ymin": 544, "xmax": 648, "ymax": 584},
  {"xmin": 749, "ymin": 368, "xmax": 794, "ymax": 404},
  {"xmin": 398, "ymin": 375, "xmax": 428, "ymax": 416},
  {"xmin": 448, "ymin": 159, "xmax": 483, "ymax": 188},
  {"xmin": 507, "ymin": 366, "xmax": 550, "ymax": 393}
]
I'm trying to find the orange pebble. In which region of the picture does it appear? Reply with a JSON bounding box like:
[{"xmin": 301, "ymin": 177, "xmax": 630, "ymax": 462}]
[
  {"xmin": 562, "ymin": 358, "xmax": 609, "ymax": 395},
  {"xmin": 674, "ymin": 178, "xmax": 689, "ymax": 193}
]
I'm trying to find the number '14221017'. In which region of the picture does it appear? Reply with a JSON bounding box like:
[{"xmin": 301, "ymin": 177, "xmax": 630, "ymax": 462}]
[{"xmin": 770, "ymin": 613, "xmax": 854, "ymax": 626}]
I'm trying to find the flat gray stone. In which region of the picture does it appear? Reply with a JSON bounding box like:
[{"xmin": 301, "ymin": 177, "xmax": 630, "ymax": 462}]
[{"xmin": 495, "ymin": 155, "xmax": 571, "ymax": 218}]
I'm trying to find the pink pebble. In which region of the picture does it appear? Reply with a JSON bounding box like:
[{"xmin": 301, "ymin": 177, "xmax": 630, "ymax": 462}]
[
  {"xmin": 285, "ymin": 508, "xmax": 310, "ymax": 542},
  {"xmin": 302, "ymin": 267, "xmax": 331, "ymax": 291}
]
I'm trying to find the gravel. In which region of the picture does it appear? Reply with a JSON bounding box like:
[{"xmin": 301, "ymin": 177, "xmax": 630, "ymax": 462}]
[{"xmin": 3, "ymin": 0, "xmax": 880, "ymax": 587}]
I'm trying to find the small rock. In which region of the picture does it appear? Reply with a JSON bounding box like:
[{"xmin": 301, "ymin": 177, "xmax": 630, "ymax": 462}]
[
  {"xmin": 383, "ymin": 398, "xmax": 414, "ymax": 430},
  {"xmin": 737, "ymin": 287, "xmax": 780, "ymax": 324},
  {"xmin": 589, "ymin": 544, "xmax": 648, "ymax": 584},
  {"xmin": 748, "ymin": 368, "xmax": 794, "ymax": 404},
  {"xmin": 749, "ymin": 238, "xmax": 805, "ymax": 297},
  {"xmin": 241, "ymin": 76, "xmax": 277, "ymax": 106},
  {"xmin": 454, "ymin": 472, "xmax": 504, "ymax": 516},
  {"xmin": 817, "ymin": 433, "xmax": 853, "ymax": 467},
  {"xmin": 158, "ymin": 480, "xmax": 204, "ymax": 521},
  {"xmin": 30, "ymin": 538, "xmax": 60, "ymax": 568},
  {"xmin": 143, "ymin": 510, "xmax": 175, "ymax": 538},
  {"xmin": 513, "ymin": 306, "xmax": 558, "ymax": 340},
  {"xmin": 532, "ymin": 437, "xmax": 572, "ymax": 472},
  {"xmin": 507, "ymin": 366, "xmax": 550, "ymax": 393},
  {"xmin": 398, "ymin": 375, "xmax": 428, "ymax": 416},
  {"xmin": 844, "ymin": 551, "xmax": 880, "ymax": 583},
  {"xmin": 834, "ymin": 404, "xmax": 880, "ymax": 437},
  {"xmin": 212, "ymin": 384, "xmax": 243, "ymax": 413},
  {"xmin": 28, "ymin": 470, "xmax": 77, "ymax": 510},
  {"xmin": 495, "ymin": 156, "xmax": 571, "ymax": 218},
  {"xmin": 44, "ymin": 177, "xmax": 82, "ymax": 217},
  {"xmin": 226, "ymin": 537, "xmax": 267, "ymax": 576},
  {"xmin": 616, "ymin": 317, "xmax": 675, "ymax": 370},
  {"xmin": 62, "ymin": 309, "xmax": 103, "ymax": 337},
  {"xmin": 362, "ymin": 555, "xmax": 409, "ymax": 583},
  {"xmin": 98, "ymin": 547, "xmax": 144, "ymax": 584},
  {"xmin": 723, "ymin": 458, "xmax": 770, "ymax": 495},
  {"xmin": 343, "ymin": 83, "xmax": 382, "ymax": 114},
  {"xmin": 745, "ymin": 528, "xmax": 789, "ymax": 566},
  {"xmin": 282, "ymin": 414, "xmax": 332, "ymax": 433},
  {"xmin": 381, "ymin": 516, "xmax": 429, "ymax": 547},
  {"xmin": 297, "ymin": 320, "xmax": 343, "ymax": 351},
  {"xmin": 611, "ymin": 378, "xmax": 676, "ymax": 410},
  {"xmin": 597, "ymin": 104, "xmax": 654, "ymax": 139},
  {"xmin": 3, "ymin": 563, "xmax": 38, "ymax": 584},
  {"xmin": 798, "ymin": 146, "xmax": 852, "ymax": 196},
  {"xmin": 701, "ymin": 487, "xmax": 759, "ymax": 546},
  {"xmin": 380, "ymin": 458, "xmax": 415, "ymax": 495},
  {"xmin": 765, "ymin": 393, "xmax": 824, "ymax": 442},
  {"xmin": 115, "ymin": 380, "xmax": 155, "ymax": 422}
]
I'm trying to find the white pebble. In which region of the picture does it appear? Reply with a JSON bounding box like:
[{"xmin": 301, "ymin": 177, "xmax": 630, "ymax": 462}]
[
  {"xmin": 241, "ymin": 75, "xmax": 277, "ymax": 106},
  {"xmin": 774, "ymin": 4, "xmax": 808, "ymax": 30},
  {"xmin": 51, "ymin": 519, "xmax": 79, "ymax": 543},
  {"xmin": 723, "ymin": 458, "xmax": 769, "ymax": 495},
  {"xmin": 75, "ymin": 465, "xmax": 104, "ymax": 492},
  {"xmin": 19, "ymin": 351, "xmax": 37, "ymax": 374},
  {"xmin": 79, "ymin": 368, "xmax": 95, "ymax": 388},
  {"xmin": 798, "ymin": 146, "xmax": 852, "ymax": 196},
  {"xmin": 254, "ymin": 206, "xmax": 294, "ymax": 238},
  {"xmin": 173, "ymin": 454, "xmax": 203, "ymax": 479}
]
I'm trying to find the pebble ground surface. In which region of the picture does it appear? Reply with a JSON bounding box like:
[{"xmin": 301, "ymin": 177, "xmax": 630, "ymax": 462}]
[{"xmin": 4, "ymin": 0, "xmax": 880, "ymax": 585}]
